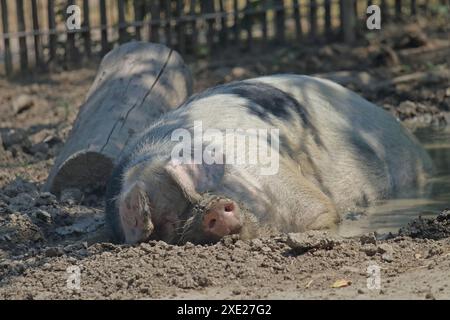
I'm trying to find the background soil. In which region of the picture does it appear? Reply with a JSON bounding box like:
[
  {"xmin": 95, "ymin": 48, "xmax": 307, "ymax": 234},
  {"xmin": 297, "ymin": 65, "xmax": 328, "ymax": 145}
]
[{"xmin": 0, "ymin": 17, "xmax": 449, "ymax": 299}]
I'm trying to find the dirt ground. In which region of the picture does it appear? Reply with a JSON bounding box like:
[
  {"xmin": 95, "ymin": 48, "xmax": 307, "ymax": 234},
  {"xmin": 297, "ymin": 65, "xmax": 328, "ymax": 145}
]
[{"xmin": 0, "ymin": 17, "xmax": 449, "ymax": 299}]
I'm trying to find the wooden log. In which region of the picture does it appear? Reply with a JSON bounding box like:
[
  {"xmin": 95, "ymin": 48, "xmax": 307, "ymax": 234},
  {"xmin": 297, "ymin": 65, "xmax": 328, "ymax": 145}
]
[
  {"xmin": 15, "ymin": 0, "xmax": 28, "ymax": 72},
  {"xmin": 371, "ymin": 70, "xmax": 449, "ymax": 92},
  {"xmin": 0, "ymin": 0, "xmax": 13, "ymax": 75},
  {"xmin": 44, "ymin": 43, "xmax": 194, "ymax": 196}
]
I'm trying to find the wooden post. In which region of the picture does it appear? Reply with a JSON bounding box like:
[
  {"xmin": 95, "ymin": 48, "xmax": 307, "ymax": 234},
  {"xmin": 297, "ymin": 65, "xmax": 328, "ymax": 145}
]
[
  {"xmin": 411, "ymin": 0, "xmax": 417, "ymax": 15},
  {"xmin": 342, "ymin": 0, "xmax": 355, "ymax": 44},
  {"xmin": 149, "ymin": 0, "xmax": 160, "ymax": 42},
  {"xmin": 274, "ymin": 0, "xmax": 285, "ymax": 43},
  {"xmin": 201, "ymin": 0, "xmax": 215, "ymax": 53},
  {"xmin": 309, "ymin": 0, "xmax": 317, "ymax": 39},
  {"xmin": 245, "ymin": 0, "xmax": 253, "ymax": 50},
  {"xmin": 117, "ymin": 0, "xmax": 127, "ymax": 43},
  {"xmin": 176, "ymin": 0, "xmax": 185, "ymax": 54},
  {"xmin": 31, "ymin": 0, "xmax": 43, "ymax": 68},
  {"xmin": 47, "ymin": 0, "xmax": 57, "ymax": 61},
  {"xmin": 293, "ymin": 0, "xmax": 302, "ymax": 40},
  {"xmin": 218, "ymin": 0, "xmax": 228, "ymax": 47},
  {"xmin": 189, "ymin": 0, "xmax": 197, "ymax": 50},
  {"xmin": 1, "ymin": 0, "xmax": 13, "ymax": 75},
  {"xmin": 134, "ymin": 0, "xmax": 143, "ymax": 40},
  {"xmin": 66, "ymin": 0, "xmax": 77, "ymax": 64},
  {"xmin": 99, "ymin": 0, "xmax": 108, "ymax": 55},
  {"xmin": 381, "ymin": 0, "xmax": 388, "ymax": 22},
  {"xmin": 163, "ymin": 0, "xmax": 172, "ymax": 47},
  {"xmin": 83, "ymin": 0, "xmax": 92, "ymax": 57},
  {"xmin": 395, "ymin": 0, "xmax": 402, "ymax": 18},
  {"xmin": 16, "ymin": 0, "xmax": 28, "ymax": 72},
  {"xmin": 233, "ymin": 0, "xmax": 240, "ymax": 44},
  {"xmin": 261, "ymin": 0, "xmax": 268, "ymax": 45},
  {"xmin": 324, "ymin": 0, "xmax": 331, "ymax": 37},
  {"xmin": 44, "ymin": 43, "xmax": 194, "ymax": 196}
]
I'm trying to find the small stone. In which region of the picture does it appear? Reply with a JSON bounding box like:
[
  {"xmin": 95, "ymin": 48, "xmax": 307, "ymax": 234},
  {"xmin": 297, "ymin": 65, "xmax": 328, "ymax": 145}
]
[
  {"xmin": 9, "ymin": 193, "xmax": 36, "ymax": 210},
  {"xmin": 287, "ymin": 231, "xmax": 341, "ymax": 253},
  {"xmin": 36, "ymin": 192, "xmax": 57, "ymax": 206},
  {"xmin": 361, "ymin": 244, "xmax": 378, "ymax": 257},
  {"xmin": 381, "ymin": 253, "xmax": 394, "ymax": 262},
  {"xmin": 360, "ymin": 233, "xmax": 377, "ymax": 245},
  {"xmin": 184, "ymin": 242, "xmax": 195, "ymax": 249},
  {"xmin": 28, "ymin": 142, "xmax": 49, "ymax": 155},
  {"xmin": 0, "ymin": 128, "xmax": 31, "ymax": 150},
  {"xmin": 232, "ymin": 288, "xmax": 242, "ymax": 295},
  {"xmin": 425, "ymin": 292, "xmax": 435, "ymax": 300},
  {"xmin": 231, "ymin": 67, "xmax": 247, "ymax": 78},
  {"xmin": 250, "ymin": 239, "xmax": 263, "ymax": 249},
  {"xmin": 377, "ymin": 243, "xmax": 394, "ymax": 255},
  {"xmin": 33, "ymin": 209, "xmax": 52, "ymax": 223},
  {"xmin": 44, "ymin": 247, "xmax": 64, "ymax": 257},
  {"xmin": 12, "ymin": 94, "xmax": 35, "ymax": 114}
]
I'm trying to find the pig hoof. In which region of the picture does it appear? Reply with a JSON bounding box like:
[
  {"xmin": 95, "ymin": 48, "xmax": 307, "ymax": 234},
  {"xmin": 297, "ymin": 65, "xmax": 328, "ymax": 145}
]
[{"xmin": 203, "ymin": 199, "xmax": 242, "ymax": 239}]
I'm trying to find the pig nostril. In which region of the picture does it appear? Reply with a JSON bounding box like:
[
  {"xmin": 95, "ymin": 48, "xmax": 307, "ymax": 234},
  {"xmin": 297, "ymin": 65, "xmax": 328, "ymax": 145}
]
[
  {"xmin": 208, "ymin": 218, "xmax": 217, "ymax": 229},
  {"xmin": 224, "ymin": 203, "xmax": 234, "ymax": 212}
]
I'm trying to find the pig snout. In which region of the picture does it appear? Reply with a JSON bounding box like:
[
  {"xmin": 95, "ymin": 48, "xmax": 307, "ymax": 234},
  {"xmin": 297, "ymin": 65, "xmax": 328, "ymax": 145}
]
[{"xmin": 202, "ymin": 199, "xmax": 242, "ymax": 238}]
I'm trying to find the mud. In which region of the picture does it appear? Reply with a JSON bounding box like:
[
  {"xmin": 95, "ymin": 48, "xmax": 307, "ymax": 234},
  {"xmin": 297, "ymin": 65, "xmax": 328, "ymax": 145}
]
[{"xmin": 0, "ymin": 17, "xmax": 449, "ymax": 299}]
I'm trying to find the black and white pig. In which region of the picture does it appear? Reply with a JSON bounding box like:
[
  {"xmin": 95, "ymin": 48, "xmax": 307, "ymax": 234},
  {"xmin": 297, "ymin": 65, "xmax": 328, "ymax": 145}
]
[{"xmin": 105, "ymin": 74, "xmax": 433, "ymax": 244}]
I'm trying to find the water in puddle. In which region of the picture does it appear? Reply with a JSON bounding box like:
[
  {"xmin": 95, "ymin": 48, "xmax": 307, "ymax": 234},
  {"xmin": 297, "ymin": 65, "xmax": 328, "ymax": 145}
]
[{"xmin": 338, "ymin": 126, "xmax": 450, "ymax": 237}]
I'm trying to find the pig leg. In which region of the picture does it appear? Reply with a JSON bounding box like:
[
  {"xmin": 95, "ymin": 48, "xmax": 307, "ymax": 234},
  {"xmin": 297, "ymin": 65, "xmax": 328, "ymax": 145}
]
[{"xmin": 257, "ymin": 164, "xmax": 340, "ymax": 232}]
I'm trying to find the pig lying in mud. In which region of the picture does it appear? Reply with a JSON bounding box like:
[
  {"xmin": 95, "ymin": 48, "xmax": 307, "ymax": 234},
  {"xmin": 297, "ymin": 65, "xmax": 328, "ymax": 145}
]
[{"xmin": 105, "ymin": 74, "xmax": 433, "ymax": 244}]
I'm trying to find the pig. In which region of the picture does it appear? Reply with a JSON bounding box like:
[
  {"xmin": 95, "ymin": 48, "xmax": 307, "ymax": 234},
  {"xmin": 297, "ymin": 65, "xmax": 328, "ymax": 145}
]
[{"xmin": 105, "ymin": 74, "xmax": 433, "ymax": 244}]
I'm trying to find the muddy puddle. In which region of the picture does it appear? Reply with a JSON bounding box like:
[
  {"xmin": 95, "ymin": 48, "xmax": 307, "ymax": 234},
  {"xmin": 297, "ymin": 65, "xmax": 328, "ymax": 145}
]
[{"xmin": 339, "ymin": 127, "xmax": 450, "ymax": 237}]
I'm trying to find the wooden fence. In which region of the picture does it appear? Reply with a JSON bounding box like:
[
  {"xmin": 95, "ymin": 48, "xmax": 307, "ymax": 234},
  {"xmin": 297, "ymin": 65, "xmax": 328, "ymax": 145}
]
[{"xmin": 0, "ymin": 0, "xmax": 448, "ymax": 76}]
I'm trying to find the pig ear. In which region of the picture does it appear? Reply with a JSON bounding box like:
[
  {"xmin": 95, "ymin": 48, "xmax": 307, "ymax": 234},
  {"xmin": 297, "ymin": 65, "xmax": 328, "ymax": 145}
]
[
  {"xmin": 119, "ymin": 182, "xmax": 153, "ymax": 241},
  {"xmin": 164, "ymin": 160, "xmax": 224, "ymax": 203}
]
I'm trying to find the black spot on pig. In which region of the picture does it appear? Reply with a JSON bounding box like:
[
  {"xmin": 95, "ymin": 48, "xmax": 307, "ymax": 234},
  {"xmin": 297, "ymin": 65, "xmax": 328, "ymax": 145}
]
[{"xmin": 184, "ymin": 81, "xmax": 309, "ymax": 123}]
